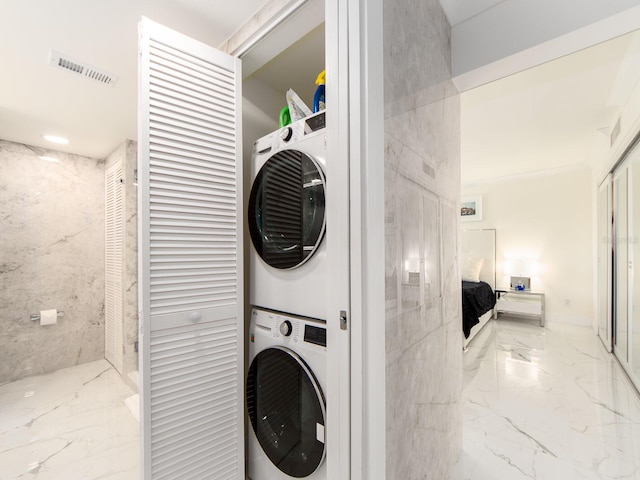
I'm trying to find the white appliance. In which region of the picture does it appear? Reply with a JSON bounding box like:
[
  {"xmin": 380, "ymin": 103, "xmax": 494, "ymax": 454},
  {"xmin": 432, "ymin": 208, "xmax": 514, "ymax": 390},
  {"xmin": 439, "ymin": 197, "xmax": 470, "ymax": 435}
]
[
  {"xmin": 247, "ymin": 308, "xmax": 327, "ymax": 480},
  {"xmin": 248, "ymin": 111, "xmax": 327, "ymax": 320}
]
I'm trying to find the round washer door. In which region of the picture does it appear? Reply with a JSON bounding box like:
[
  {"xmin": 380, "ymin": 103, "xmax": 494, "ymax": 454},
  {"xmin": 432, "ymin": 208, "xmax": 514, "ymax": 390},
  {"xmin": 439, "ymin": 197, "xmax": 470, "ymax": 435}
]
[
  {"xmin": 248, "ymin": 149, "xmax": 326, "ymax": 269},
  {"xmin": 247, "ymin": 347, "xmax": 326, "ymax": 478}
]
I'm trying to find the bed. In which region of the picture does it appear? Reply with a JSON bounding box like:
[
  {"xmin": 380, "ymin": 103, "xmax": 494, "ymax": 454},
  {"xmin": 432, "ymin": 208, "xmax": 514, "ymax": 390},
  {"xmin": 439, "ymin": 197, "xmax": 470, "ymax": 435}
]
[{"xmin": 461, "ymin": 229, "xmax": 496, "ymax": 348}]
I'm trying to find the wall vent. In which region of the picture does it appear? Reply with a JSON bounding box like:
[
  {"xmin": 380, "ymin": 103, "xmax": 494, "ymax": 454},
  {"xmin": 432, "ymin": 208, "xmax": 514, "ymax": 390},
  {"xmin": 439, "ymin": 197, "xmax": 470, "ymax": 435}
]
[
  {"xmin": 422, "ymin": 161, "xmax": 436, "ymax": 179},
  {"xmin": 49, "ymin": 50, "xmax": 118, "ymax": 86},
  {"xmin": 610, "ymin": 117, "xmax": 621, "ymax": 147}
]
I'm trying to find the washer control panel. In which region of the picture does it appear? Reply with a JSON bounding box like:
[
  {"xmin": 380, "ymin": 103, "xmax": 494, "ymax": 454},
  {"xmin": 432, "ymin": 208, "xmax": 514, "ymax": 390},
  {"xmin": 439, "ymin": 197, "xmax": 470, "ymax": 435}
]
[
  {"xmin": 279, "ymin": 319, "xmax": 293, "ymax": 336},
  {"xmin": 251, "ymin": 308, "xmax": 326, "ymax": 348}
]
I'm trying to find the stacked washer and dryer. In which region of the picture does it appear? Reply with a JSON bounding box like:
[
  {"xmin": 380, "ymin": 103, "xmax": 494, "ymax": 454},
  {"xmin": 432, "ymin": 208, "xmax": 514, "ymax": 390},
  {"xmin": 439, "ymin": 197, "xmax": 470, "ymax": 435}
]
[{"xmin": 246, "ymin": 111, "xmax": 328, "ymax": 480}]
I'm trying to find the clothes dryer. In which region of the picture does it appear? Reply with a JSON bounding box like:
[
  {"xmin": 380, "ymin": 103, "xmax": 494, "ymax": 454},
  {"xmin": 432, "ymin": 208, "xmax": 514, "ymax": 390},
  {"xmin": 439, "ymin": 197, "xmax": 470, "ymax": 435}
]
[
  {"xmin": 248, "ymin": 111, "xmax": 327, "ymax": 320},
  {"xmin": 247, "ymin": 307, "xmax": 327, "ymax": 480}
]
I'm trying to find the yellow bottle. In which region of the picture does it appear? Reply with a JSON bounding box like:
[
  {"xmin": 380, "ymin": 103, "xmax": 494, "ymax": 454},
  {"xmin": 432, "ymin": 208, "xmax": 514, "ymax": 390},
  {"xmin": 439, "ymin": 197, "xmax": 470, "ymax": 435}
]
[{"xmin": 313, "ymin": 69, "xmax": 326, "ymax": 113}]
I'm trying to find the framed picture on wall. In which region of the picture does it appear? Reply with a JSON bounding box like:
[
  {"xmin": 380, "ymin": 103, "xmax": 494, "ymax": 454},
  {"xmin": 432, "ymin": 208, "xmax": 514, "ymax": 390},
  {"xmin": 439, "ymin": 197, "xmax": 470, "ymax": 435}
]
[{"xmin": 461, "ymin": 196, "xmax": 482, "ymax": 221}]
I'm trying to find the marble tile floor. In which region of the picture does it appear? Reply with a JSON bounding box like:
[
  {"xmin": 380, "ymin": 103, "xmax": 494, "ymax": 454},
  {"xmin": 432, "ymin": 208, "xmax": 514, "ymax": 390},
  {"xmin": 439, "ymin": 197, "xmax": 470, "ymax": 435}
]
[
  {"xmin": 453, "ymin": 315, "xmax": 640, "ymax": 480},
  {"xmin": 0, "ymin": 359, "xmax": 139, "ymax": 480}
]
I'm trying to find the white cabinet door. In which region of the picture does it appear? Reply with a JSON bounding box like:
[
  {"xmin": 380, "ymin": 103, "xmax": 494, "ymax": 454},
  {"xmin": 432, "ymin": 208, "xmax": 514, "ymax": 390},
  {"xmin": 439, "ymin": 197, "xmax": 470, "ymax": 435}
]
[
  {"xmin": 105, "ymin": 158, "xmax": 124, "ymax": 373},
  {"xmin": 614, "ymin": 167, "xmax": 629, "ymax": 364},
  {"xmin": 612, "ymin": 142, "xmax": 640, "ymax": 391},
  {"xmin": 597, "ymin": 174, "xmax": 613, "ymax": 352},
  {"xmin": 138, "ymin": 17, "xmax": 243, "ymax": 480}
]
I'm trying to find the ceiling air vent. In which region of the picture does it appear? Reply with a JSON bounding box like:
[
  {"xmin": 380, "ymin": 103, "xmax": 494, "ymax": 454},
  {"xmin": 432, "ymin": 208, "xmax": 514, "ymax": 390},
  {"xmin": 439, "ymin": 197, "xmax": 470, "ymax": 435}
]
[{"xmin": 49, "ymin": 50, "xmax": 118, "ymax": 86}]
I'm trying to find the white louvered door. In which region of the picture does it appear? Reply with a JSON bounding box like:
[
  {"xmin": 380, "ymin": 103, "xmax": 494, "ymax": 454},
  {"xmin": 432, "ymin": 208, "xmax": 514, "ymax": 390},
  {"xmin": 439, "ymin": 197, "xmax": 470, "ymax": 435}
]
[
  {"xmin": 105, "ymin": 158, "xmax": 124, "ymax": 374},
  {"xmin": 138, "ymin": 18, "xmax": 243, "ymax": 480}
]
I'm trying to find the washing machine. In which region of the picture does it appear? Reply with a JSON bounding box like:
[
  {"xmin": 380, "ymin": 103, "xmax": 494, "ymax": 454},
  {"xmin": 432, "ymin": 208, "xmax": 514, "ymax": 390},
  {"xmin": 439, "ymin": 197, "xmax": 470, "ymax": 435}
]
[
  {"xmin": 246, "ymin": 307, "xmax": 327, "ymax": 480},
  {"xmin": 248, "ymin": 111, "xmax": 327, "ymax": 320}
]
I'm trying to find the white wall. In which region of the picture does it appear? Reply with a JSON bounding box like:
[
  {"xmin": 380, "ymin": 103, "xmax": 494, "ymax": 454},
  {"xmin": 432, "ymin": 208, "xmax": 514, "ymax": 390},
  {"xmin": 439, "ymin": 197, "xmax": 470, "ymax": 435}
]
[
  {"xmin": 241, "ymin": 76, "xmax": 282, "ymax": 327},
  {"xmin": 242, "ymin": 76, "xmax": 282, "ymax": 170},
  {"xmin": 596, "ymin": 70, "xmax": 640, "ymax": 181},
  {"xmin": 463, "ymin": 167, "xmax": 594, "ymax": 326}
]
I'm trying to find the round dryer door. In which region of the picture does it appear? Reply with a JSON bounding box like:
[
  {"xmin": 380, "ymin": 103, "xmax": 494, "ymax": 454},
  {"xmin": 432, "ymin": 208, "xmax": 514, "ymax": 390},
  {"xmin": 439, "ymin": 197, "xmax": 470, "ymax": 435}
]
[
  {"xmin": 247, "ymin": 347, "xmax": 326, "ymax": 478},
  {"xmin": 248, "ymin": 150, "xmax": 326, "ymax": 269}
]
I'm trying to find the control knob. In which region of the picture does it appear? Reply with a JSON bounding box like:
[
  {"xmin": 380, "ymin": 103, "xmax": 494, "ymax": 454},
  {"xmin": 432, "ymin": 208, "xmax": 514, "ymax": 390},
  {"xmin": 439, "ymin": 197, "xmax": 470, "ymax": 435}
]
[
  {"xmin": 279, "ymin": 320, "xmax": 293, "ymax": 337},
  {"xmin": 280, "ymin": 126, "xmax": 293, "ymax": 142}
]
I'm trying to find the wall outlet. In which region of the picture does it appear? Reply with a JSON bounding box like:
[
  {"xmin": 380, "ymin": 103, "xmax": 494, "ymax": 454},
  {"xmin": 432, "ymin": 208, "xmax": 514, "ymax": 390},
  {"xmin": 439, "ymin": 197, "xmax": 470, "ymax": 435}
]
[{"xmin": 564, "ymin": 299, "xmax": 571, "ymax": 307}]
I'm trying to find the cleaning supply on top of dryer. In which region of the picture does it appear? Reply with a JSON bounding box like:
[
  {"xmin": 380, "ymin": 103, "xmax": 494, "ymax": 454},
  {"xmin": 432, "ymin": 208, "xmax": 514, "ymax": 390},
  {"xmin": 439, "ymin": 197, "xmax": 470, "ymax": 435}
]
[
  {"xmin": 286, "ymin": 88, "xmax": 312, "ymax": 122},
  {"xmin": 312, "ymin": 69, "xmax": 325, "ymax": 113},
  {"xmin": 279, "ymin": 106, "xmax": 291, "ymax": 127}
]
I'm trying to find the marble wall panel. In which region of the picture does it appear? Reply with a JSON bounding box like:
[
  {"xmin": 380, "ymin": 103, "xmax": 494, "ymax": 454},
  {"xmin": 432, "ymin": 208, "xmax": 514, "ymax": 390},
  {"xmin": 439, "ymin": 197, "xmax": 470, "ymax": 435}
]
[
  {"xmin": 386, "ymin": 324, "xmax": 461, "ymax": 479},
  {"xmin": 123, "ymin": 140, "xmax": 138, "ymax": 382},
  {"xmin": 123, "ymin": 140, "xmax": 138, "ymax": 386},
  {"xmin": 385, "ymin": 95, "xmax": 460, "ymax": 200},
  {"xmin": 0, "ymin": 140, "xmax": 105, "ymax": 383},
  {"xmin": 383, "ymin": 0, "xmax": 458, "ymax": 119},
  {"xmin": 441, "ymin": 199, "xmax": 461, "ymax": 326},
  {"xmin": 383, "ymin": 0, "xmax": 462, "ymax": 477}
]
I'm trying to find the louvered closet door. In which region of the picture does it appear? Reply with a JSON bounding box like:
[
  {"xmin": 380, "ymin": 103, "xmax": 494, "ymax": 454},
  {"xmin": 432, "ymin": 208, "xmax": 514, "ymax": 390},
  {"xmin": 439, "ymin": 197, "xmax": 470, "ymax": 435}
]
[
  {"xmin": 105, "ymin": 159, "xmax": 124, "ymax": 374},
  {"xmin": 138, "ymin": 18, "xmax": 243, "ymax": 480}
]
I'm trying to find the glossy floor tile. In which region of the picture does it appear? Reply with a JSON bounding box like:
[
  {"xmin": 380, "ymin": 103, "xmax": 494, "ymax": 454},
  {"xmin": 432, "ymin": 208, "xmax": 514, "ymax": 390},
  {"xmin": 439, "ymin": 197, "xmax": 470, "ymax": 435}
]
[
  {"xmin": 0, "ymin": 359, "xmax": 139, "ymax": 480},
  {"xmin": 454, "ymin": 315, "xmax": 640, "ymax": 480}
]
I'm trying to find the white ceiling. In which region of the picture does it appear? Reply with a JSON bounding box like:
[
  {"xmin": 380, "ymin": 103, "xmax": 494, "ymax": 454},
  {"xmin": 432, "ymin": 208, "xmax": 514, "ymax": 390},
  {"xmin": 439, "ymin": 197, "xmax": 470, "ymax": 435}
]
[
  {"xmin": 0, "ymin": 0, "xmax": 268, "ymax": 159},
  {"xmin": 461, "ymin": 30, "xmax": 640, "ymax": 185},
  {"xmin": 438, "ymin": 0, "xmax": 505, "ymax": 26}
]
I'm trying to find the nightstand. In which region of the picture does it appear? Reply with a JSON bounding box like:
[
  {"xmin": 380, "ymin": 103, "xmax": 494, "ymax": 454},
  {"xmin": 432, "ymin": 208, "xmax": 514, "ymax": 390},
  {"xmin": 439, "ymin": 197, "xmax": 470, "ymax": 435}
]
[{"xmin": 495, "ymin": 289, "xmax": 545, "ymax": 327}]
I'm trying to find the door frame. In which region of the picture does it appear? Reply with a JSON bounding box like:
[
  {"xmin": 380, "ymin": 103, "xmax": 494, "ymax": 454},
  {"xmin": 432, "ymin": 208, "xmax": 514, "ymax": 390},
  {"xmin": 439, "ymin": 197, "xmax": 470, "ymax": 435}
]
[
  {"xmin": 340, "ymin": 1, "xmax": 385, "ymax": 479},
  {"xmin": 228, "ymin": 0, "xmax": 356, "ymax": 477},
  {"xmin": 231, "ymin": 0, "xmax": 386, "ymax": 477}
]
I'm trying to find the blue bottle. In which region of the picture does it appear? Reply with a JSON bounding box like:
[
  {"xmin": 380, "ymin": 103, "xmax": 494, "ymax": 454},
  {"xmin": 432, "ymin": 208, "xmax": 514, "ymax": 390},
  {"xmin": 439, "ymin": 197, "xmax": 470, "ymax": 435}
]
[{"xmin": 312, "ymin": 70, "xmax": 325, "ymax": 113}]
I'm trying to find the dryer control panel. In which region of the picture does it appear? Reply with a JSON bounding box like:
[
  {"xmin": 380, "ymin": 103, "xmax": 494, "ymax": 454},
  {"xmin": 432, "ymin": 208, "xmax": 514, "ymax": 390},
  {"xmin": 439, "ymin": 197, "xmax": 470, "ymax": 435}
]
[
  {"xmin": 280, "ymin": 111, "xmax": 326, "ymax": 146},
  {"xmin": 252, "ymin": 111, "xmax": 326, "ymax": 158},
  {"xmin": 303, "ymin": 110, "xmax": 326, "ymax": 133}
]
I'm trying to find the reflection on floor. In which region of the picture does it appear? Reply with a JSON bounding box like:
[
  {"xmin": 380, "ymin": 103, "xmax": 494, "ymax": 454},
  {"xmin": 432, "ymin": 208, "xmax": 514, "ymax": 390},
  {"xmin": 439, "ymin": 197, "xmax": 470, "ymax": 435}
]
[
  {"xmin": 454, "ymin": 315, "xmax": 640, "ymax": 480},
  {"xmin": 0, "ymin": 359, "xmax": 139, "ymax": 479}
]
